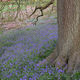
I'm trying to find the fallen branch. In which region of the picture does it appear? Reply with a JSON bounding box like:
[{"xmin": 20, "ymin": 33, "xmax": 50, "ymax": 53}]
[
  {"xmin": 29, "ymin": 0, "xmax": 54, "ymax": 24},
  {"xmin": 30, "ymin": 0, "xmax": 54, "ymax": 17},
  {"xmin": 33, "ymin": 9, "xmax": 43, "ymax": 25}
]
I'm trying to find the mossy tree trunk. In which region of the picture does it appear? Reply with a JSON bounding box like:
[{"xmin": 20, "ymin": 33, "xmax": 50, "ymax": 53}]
[{"xmin": 38, "ymin": 0, "xmax": 80, "ymax": 73}]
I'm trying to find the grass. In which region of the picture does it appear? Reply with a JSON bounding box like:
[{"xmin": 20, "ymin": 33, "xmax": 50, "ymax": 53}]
[
  {"xmin": 51, "ymin": 23, "xmax": 57, "ymax": 25},
  {"xmin": 0, "ymin": 31, "xmax": 3, "ymax": 34},
  {"xmin": 38, "ymin": 40, "xmax": 56, "ymax": 61},
  {"xmin": 0, "ymin": 40, "xmax": 14, "ymax": 57},
  {"xmin": 0, "ymin": 28, "xmax": 4, "ymax": 35}
]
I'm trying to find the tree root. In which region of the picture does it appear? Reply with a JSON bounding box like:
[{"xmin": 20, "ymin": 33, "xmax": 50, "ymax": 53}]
[
  {"xmin": 37, "ymin": 47, "xmax": 80, "ymax": 74},
  {"xmin": 67, "ymin": 50, "xmax": 80, "ymax": 73}
]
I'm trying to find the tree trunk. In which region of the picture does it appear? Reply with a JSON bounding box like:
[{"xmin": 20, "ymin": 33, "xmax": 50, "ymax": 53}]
[{"xmin": 37, "ymin": 0, "xmax": 80, "ymax": 73}]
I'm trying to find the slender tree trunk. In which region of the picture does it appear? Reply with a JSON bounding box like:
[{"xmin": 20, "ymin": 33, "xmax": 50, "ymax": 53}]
[{"xmin": 38, "ymin": 0, "xmax": 80, "ymax": 73}]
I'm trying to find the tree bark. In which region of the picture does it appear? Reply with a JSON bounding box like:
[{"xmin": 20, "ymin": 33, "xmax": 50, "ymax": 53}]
[
  {"xmin": 56, "ymin": 0, "xmax": 80, "ymax": 73},
  {"xmin": 37, "ymin": 0, "xmax": 80, "ymax": 73}
]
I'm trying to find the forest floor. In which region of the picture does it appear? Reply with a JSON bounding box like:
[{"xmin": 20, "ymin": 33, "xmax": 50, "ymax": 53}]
[
  {"xmin": 0, "ymin": 5, "xmax": 79, "ymax": 80},
  {"xmin": 0, "ymin": 14, "xmax": 59, "ymax": 79}
]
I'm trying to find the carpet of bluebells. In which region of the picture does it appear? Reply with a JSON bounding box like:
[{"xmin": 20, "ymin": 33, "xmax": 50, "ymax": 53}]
[{"xmin": 0, "ymin": 23, "xmax": 80, "ymax": 80}]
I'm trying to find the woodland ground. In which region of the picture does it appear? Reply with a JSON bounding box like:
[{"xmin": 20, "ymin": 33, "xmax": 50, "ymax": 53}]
[
  {"xmin": 0, "ymin": 16, "xmax": 80, "ymax": 80},
  {"xmin": 0, "ymin": 2, "xmax": 80, "ymax": 80}
]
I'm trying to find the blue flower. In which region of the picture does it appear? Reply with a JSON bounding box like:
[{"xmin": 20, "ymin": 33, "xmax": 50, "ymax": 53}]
[
  {"xmin": 0, "ymin": 22, "xmax": 58, "ymax": 79},
  {"xmin": 58, "ymin": 69, "xmax": 64, "ymax": 73},
  {"xmin": 20, "ymin": 78, "xmax": 23, "ymax": 80}
]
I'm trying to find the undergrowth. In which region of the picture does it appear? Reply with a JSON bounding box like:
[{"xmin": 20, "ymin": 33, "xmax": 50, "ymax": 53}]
[{"xmin": 0, "ymin": 22, "xmax": 80, "ymax": 80}]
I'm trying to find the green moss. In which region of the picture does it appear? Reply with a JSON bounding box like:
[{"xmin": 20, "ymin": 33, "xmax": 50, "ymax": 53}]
[{"xmin": 26, "ymin": 28, "xmax": 31, "ymax": 31}]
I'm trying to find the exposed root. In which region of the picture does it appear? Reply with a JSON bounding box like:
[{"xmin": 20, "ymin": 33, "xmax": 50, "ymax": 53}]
[
  {"xmin": 53, "ymin": 50, "xmax": 80, "ymax": 73},
  {"xmin": 37, "ymin": 48, "xmax": 58, "ymax": 66},
  {"xmin": 37, "ymin": 46, "xmax": 80, "ymax": 74},
  {"xmin": 37, "ymin": 48, "xmax": 68, "ymax": 72},
  {"xmin": 67, "ymin": 50, "xmax": 80, "ymax": 73}
]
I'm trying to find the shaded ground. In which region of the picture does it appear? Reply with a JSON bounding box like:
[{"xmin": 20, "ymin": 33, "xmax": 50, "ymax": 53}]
[
  {"xmin": 0, "ymin": 19, "xmax": 58, "ymax": 79},
  {"xmin": 0, "ymin": 6, "xmax": 79, "ymax": 80},
  {"xmin": 0, "ymin": 5, "xmax": 61, "ymax": 80}
]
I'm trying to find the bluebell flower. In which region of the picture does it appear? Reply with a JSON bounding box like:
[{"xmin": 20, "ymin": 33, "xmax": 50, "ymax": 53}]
[
  {"xmin": 58, "ymin": 69, "xmax": 64, "ymax": 73},
  {"xmin": 20, "ymin": 78, "xmax": 23, "ymax": 80},
  {"xmin": 0, "ymin": 22, "xmax": 58, "ymax": 79},
  {"xmin": 29, "ymin": 78, "xmax": 32, "ymax": 80}
]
